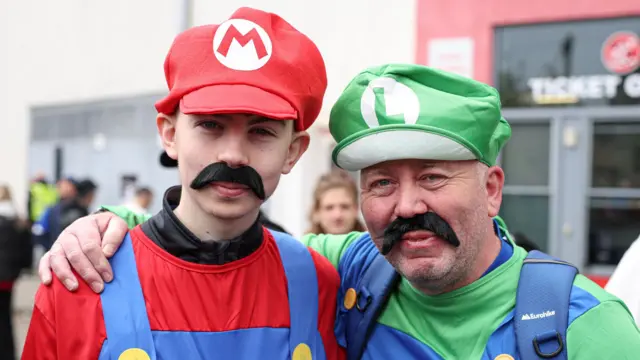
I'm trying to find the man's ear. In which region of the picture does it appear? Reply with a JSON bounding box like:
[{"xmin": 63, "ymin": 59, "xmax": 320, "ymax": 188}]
[
  {"xmin": 282, "ymin": 131, "xmax": 310, "ymax": 174},
  {"xmin": 485, "ymin": 166, "xmax": 505, "ymax": 217},
  {"xmin": 157, "ymin": 113, "xmax": 178, "ymax": 161}
]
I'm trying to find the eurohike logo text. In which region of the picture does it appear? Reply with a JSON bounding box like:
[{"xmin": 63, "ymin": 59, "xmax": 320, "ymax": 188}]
[{"xmin": 521, "ymin": 310, "xmax": 556, "ymax": 321}]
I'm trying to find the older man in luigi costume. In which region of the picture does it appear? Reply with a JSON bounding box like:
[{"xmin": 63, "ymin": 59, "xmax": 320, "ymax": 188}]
[{"xmin": 37, "ymin": 64, "xmax": 640, "ymax": 359}]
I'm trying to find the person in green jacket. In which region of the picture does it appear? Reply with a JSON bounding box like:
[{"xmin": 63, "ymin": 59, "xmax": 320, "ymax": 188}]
[
  {"xmin": 27, "ymin": 177, "xmax": 58, "ymax": 224},
  {"xmin": 37, "ymin": 64, "xmax": 640, "ymax": 359}
]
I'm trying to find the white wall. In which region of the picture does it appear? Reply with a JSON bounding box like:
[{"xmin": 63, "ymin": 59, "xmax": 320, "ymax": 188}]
[
  {"xmin": 2, "ymin": 0, "xmax": 416, "ymax": 236},
  {"xmin": 3, "ymin": 0, "xmax": 180, "ymax": 215}
]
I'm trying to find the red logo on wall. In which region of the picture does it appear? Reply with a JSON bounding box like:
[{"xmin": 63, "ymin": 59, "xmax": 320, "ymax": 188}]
[{"xmin": 601, "ymin": 31, "xmax": 640, "ymax": 75}]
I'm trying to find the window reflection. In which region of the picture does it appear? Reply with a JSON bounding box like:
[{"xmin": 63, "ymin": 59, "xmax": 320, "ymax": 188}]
[
  {"xmin": 588, "ymin": 197, "xmax": 640, "ymax": 265},
  {"xmin": 495, "ymin": 17, "xmax": 640, "ymax": 108},
  {"xmin": 501, "ymin": 123, "xmax": 550, "ymax": 186},
  {"xmin": 592, "ymin": 123, "xmax": 640, "ymax": 188},
  {"xmin": 499, "ymin": 195, "xmax": 549, "ymax": 252}
]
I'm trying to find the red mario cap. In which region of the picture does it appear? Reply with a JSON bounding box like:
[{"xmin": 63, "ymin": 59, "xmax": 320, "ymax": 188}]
[{"xmin": 155, "ymin": 7, "xmax": 327, "ymax": 131}]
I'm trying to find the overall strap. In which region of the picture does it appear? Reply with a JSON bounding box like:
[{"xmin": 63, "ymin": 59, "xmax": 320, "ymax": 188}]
[
  {"xmin": 346, "ymin": 251, "xmax": 400, "ymax": 360},
  {"xmin": 515, "ymin": 250, "xmax": 578, "ymax": 360},
  {"xmin": 270, "ymin": 230, "xmax": 320, "ymax": 358},
  {"xmin": 100, "ymin": 233, "xmax": 156, "ymax": 360}
]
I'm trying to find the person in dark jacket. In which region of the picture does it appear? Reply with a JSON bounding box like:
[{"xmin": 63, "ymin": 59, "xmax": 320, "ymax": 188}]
[
  {"xmin": 0, "ymin": 185, "xmax": 31, "ymax": 360},
  {"xmin": 31, "ymin": 177, "xmax": 78, "ymax": 252},
  {"xmin": 512, "ymin": 232, "xmax": 541, "ymax": 252},
  {"xmin": 35, "ymin": 179, "xmax": 99, "ymax": 250},
  {"xmin": 56, "ymin": 179, "xmax": 98, "ymax": 237}
]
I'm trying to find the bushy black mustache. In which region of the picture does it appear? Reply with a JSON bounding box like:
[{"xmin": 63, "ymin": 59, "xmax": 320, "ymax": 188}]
[
  {"xmin": 381, "ymin": 212, "xmax": 460, "ymax": 255},
  {"xmin": 190, "ymin": 162, "xmax": 266, "ymax": 200}
]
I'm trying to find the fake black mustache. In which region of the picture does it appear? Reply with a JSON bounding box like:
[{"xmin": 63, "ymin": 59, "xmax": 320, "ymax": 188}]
[
  {"xmin": 381, "ymin": 212, "xmax": 460, "ymax": 255},
  {"xmin": 190, "ymin": 162, "xmax": 266, "ymax": 200}
]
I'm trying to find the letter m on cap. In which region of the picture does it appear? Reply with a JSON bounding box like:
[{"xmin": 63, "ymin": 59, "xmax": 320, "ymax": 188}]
[{"xmin": 216, "ymin": 25, "xmax": 268, "ymax": 59}]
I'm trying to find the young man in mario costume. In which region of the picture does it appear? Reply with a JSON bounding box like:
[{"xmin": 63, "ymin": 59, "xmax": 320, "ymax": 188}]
[{"xmin": 22, "ymin": 7, "xmax": 343, "ymax": 360}]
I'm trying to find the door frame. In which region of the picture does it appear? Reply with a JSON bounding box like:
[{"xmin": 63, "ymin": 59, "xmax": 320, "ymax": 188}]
[
  {"xmin": 583, "ymin": 107, "xmax": 640, "ymax": 275},
  {"xmin": 502, "ymin": 105, "xmax": 640, "ymax": 271},
  {"xmin": 499, "ymin": 110, "xmax": 560, "ymax": 260}
]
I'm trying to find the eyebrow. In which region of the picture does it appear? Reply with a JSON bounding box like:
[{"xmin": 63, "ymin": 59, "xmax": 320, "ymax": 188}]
[
  {"xmin": 201, "ymin": 114, "xmax": 286, "ymax": 128},
  {"xmin": 364, "ymin": 169, "xmax": 390, "ymax": 178},
  {"xmin": 248, "ymin": 117, "xmax": 286, "ymax": 128},
  {"xmin": 421, "ymin": 162, "xmax": 438, "ymax": 169},
  {"xmin": 365, "ymin": 162, "xmax": 442, "ymax": 177}
]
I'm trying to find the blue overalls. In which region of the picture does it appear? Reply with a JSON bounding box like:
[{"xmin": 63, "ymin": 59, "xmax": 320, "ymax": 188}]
[{"xmin": 98, "ymin": 230, "xmax": 326, "ymax": 360}]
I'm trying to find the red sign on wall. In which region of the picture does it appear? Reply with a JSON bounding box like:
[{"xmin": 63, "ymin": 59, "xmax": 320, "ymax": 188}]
[
  {"xmin": 416, "ymin": 0, "xmax": 640, "ymax": 85},
  {"xmin": 601, "ymin": 31, "xmax": 640, "ymax": 75}
]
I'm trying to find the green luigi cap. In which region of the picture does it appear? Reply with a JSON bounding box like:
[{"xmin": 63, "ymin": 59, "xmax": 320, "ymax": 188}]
[{"xmin": 329, "ymin": 64, "xmax": 512, "ymax": 171}]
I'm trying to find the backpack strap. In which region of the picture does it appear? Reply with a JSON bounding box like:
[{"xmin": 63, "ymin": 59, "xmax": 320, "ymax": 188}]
[
  {"xmin": 345, "ymin": 252, "xmax": 401, "ymax": 360},
  {"xmin": 515, "ymin": 250, "xmax": 578, "ymax": 359}
]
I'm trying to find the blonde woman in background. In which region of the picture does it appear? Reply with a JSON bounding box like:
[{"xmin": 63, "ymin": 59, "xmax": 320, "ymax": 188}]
[{"xmin": 306, "ymin": 171, "xmax": 366, "ymax": 235}]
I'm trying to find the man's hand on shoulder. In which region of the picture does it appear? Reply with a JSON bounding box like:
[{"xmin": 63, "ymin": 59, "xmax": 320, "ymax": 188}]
[{"xmin": 38, "ymin": 211, "xmax": 129, "ymax": 293}]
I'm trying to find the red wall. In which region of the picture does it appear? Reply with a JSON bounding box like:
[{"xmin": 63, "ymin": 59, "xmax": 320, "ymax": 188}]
[
  {"xmin": 586, "ymin": 275, "xmax": 610, "ymax": 288},
  {"xmin": 416, "ymin": 0, "xmax": 640, "ymax": 85}
]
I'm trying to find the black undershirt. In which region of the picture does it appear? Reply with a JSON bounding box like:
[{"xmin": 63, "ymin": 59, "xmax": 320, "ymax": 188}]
[{"xmin": 140, "ymin": 186, "xmax": 263, "ymax": 265}]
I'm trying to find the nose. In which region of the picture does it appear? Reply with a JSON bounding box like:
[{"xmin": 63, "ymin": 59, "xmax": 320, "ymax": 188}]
[
  {"xmin": 330, "ymin": 208, "xmax": 345, "ymax": 221},
  {"xmin": 216, "ymin": 136, "xmax": 250, "ymax": 168},
  {"xmin": 393, "ymin": 183, "xmax": 428, "ymax": 219}
]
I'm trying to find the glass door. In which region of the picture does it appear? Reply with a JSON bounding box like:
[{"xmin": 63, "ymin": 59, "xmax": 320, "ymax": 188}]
[
  {"xmin": 501, "ymin": 106, "xmax": 640, "ymax": 273},
  {"xmin": 498, "ymin": 111, "xmax": 557, "ymax": 255},
  {"xmin": 586, "ymin": 112, "xmax": 640, "ymax": 276}
]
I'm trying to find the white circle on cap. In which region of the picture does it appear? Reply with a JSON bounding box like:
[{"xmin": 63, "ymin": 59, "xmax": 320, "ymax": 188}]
[
  {"xmin": 213, "ymin": 19, "xmax": 273, "ymax": 71},
  {"xmin": 360, "ymin": 77, "xmax": 420, "ymax": 129}
]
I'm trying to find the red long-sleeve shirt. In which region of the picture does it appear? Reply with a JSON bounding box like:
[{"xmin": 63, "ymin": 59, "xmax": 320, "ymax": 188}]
[{"xmin": 22, "ymin": 226, "xmax": 345, "ymax": 359}]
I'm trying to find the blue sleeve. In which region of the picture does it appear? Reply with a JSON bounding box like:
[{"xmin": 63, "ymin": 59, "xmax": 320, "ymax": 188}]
[
  {"xmin": 36, "ymin": 207, "xmax": 52, "ymax": 232},
  {"xmin": 334, "ymin": 234, "xmax": 380, "ymax": 347}
]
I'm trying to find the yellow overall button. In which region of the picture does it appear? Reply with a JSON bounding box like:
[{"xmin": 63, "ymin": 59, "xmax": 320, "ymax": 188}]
[
  {"xmin": 118, "ymin": 348, "xmax": 151, "ymax": 360},
  {"xmin": 344, "ymin": 288, "xmax": 357, "ymax": 310},
  {"xmin": 494, "ymin": 354, "xmax": 515, "ymax": 360},
  {"xmin": 292, "ymin": 343, "xmax": 312, "ymax": 360}
]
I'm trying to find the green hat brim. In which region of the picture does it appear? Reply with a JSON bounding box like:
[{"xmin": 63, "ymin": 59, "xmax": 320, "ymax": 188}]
[{"xmin": 332, "ymin": 124, "xmax": 482, "ymax": 171}]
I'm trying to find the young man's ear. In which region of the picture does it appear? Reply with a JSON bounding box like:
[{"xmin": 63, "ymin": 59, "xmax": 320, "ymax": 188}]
[
  {"xmin": 282, "ymin": 131, "xmax": 310, "ymax": 174},
  {"xmin": 157, "ymin": 113, "xmax": 178, "ymax": 161}
]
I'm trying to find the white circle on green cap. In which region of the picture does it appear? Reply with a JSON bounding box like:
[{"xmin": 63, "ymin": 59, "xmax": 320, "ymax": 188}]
[{"xmin": 360, "ymin": 77, "xmax": 420, "ymax": 128}]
